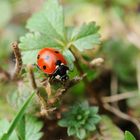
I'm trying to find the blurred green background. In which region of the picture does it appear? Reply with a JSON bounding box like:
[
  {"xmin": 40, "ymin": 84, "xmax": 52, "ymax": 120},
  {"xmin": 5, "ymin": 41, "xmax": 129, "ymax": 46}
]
[{"xmin": 0, "ymin": 0, "xmax": 140, "ymax": 138}]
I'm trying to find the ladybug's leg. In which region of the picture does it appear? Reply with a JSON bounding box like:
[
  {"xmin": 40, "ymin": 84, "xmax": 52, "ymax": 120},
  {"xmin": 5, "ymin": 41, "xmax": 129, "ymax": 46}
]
[
  {"xmin": 55, "ymin": 75, "xmax": 61, "ymax": 80},
  {"xmin": 34, "ymin": 64, "xmax": 41, "ymax": 70},
  {"xmin": 54, "ymin": 60, "xmax": 70, "ymax": 81},
  {"xmin": 37, "ymin": 65, "xmax": 40, "ymax": 70},
  {"xmin": 62, "ymin": 65, "xmax": 69, "ymax": 74},
  {"xmin": 52, "ymin": 69, "xmax": 61, "ymax": 80},
  {"xmin": 58, "ymin": 65, "xmax": 69, "ymax": 81},
  {"xmin": 60, "ymin": 75, "xmax": 69, "ymax": 81},
  {"xmin": 66, "ymin": 70, "xmax": 69, "ymax": 74}
]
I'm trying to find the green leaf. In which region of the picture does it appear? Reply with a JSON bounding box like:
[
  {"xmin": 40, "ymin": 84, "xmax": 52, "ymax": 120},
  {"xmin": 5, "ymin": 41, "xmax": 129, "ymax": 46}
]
[
  {"xmin": 90, "ymin": 107, "xmax": 99, "ymax": 114},
  {"xmin": 85, "ymin": 123, "xmax": 96, "ymax": 131},
  {"xmin": 80, "ymin": 100, "xmax": 89, "ymax": 109},
  {"xmin": 27, "ymin": 0, "xmax": 65, "ymax": 40},
  {"xmin": 19, "ymin": 0, "xmax": 67, "ymax": 65},
  {"xmin": 73, "ymin": 34, "xmax": 100, "ymax": 51},
  {"xmin": 17, "ymin": 115, "xmax": 43, "ymax": 140},
  {"xmin": 16, "ymin": 115, "xmax": 25, "ymax": 140},
  {"xmin": 76, "ymin": 128, "xmax": 86, "ymax": 140},
  {"xmin": 67, "ymin": 126, "xmax": 76, "ymax": 136},
  {"xmin": 63, "ymin": 49, "xmax": 75, "ymax": 69},
  {"xmin": 71, "ymin": 22, "xmax": 100, "ymax": 51},
  {"xmin": 92, "ymin": 115, "xmax": 101, "ymax": 124},
  {"xmin": 66, "ymin": 26, "xmax": 74, "ymax": 41},
  {"xmin": 1, "ymin": 92, "xmax": 35, "ymax": 140},
  {"xmin": 24, "ymin": 115, "xmax": 43, "ymax": 140},
  {"xmin": 58, "ymin": 119, "xmax": 68, "ymax": 127},
  {"xmin": 19, "ymin": 32, "xmax": 75, "ymax": 67},
  {"xmin": 71, "ymin": 22, "xmax": 99, "ymax": 40},
  {"xmin": 19, "ymin": 0, "xmax": 76, "ymax": 67},
  {"xmin": 0, "ymin": 119, "xmax": 18, "ymax": 140},
  {"xmin": 124, "ymin": 131, "xmax": 136, "ymax": 140},
  {"xmin": 58, "ymin": 101, "xmax": 101, "ymax": 139},
  {"xmin": 19, "ymin": 32, "xmax": 63, "ymax": 64}
]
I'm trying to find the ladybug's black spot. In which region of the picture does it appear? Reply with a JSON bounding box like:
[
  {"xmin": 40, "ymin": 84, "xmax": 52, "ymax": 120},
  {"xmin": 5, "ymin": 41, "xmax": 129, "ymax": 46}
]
[
  {"xmin": 55, "ymin": 51, "xmax": 59, "ymax": 53},
  {"xmin": 37, "ymin": 55, "xmax": 40, "ymax": 59},
  {"xmin": 43, "ymin": 65, "xmax": 46, "ymax": 70}
]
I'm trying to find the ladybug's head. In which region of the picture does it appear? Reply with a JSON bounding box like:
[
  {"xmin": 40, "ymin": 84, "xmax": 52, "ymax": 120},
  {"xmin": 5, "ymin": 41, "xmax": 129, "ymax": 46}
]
[
  {"xmin": 55, "ymin": 60, "xmax": 62, "ymax": 66},
  {"xmin": 53, "ymin": 60, "xmax": 69, "ymax": 81}
]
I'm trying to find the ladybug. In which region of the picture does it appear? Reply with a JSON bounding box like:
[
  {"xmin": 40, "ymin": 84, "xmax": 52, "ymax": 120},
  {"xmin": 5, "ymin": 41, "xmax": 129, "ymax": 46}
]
[{"xmin": 37, "ymin": 48, "xmax": 69, "ymax": 81}]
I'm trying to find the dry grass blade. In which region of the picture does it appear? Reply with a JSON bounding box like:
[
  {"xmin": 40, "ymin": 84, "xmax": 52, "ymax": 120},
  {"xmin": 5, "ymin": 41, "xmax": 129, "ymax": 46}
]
[
  {"xmin": 104, "ymin": 103, "xmax": 140, "ymax": 131},
  {"xmin": 102, "ymin": 91, "xmax": 138, "ymax": 103}
]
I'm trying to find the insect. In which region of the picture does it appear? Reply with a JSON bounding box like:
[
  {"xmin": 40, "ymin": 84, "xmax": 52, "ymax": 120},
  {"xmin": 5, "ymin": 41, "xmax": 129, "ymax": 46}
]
[{"xmin": 37, "ymin": 48, "xmax": 69, "ymax": 81}]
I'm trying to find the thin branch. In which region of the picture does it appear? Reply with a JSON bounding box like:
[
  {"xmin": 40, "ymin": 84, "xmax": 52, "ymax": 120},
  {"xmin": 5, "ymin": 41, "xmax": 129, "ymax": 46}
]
[
  {"xmin": 110, "ymin": 73, "xmax": 119, "ymax": 108},
  {"xmin": 69, "ymin": 45, "xmax": 104, "ymax": 69},
  {"xmin": 47, "ymin": 74, "xmax": 87, "ymax": 107},
  {"xmin": 69, "ymin": 47, "xmax": 90, "ymax": 87},
  {"xmin": 102, "ymin": 91, "xmax": 138, "ymax": 103},
  {"xmin": 45, "ymin": 79, "xmax": 52, "ymax": 97},
  {"xmin": 27, "ymin": 64, "xmax": 86, "ymax": 116},
  {"xmin": 104, "ymin": 103, "xmax": 140, "ymax": 131},
  {"xmin": 27, "ymin": 54, "xmax": 91, "ymax": 116},
  {"xmin": 11, "ymin": 42, "xmax": 22, "ymax": 80},
  {"xmin": 28, "ymin": 64, "xmax": 37, "ymax": 90},
  {"xmin": 27, "ymin": 64, "xmax": 48, "ymax": 114},
  {"xmin": 110, "ymin": 74, "xmax": 118, "ymax": 96}
]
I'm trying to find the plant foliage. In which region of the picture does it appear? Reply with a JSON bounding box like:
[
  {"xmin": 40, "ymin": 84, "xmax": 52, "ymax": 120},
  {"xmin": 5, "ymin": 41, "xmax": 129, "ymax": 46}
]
[
  {"xmin": 0, "ymin": 92, "xmax": 35, "ymax": 140},
  {"xmin": 58, "ymin": 101, "xmax": 101, "ymax": 139},
  {"xmin": 124, "ymin": 131, "xmax": 136, "ymax": 140},
  {"xmin": 19, "ymin": 0, "xmax": 100, "ymax": 68},
  {"xmin": 16, "ymin": 115, "xmax": 43, "ymax": 140}
]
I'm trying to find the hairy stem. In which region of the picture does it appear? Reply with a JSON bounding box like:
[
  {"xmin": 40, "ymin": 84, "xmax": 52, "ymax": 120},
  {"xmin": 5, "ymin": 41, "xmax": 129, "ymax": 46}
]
[{"xmin": 12, "ymin": 42, "xmax": 22, "ymax": 80}]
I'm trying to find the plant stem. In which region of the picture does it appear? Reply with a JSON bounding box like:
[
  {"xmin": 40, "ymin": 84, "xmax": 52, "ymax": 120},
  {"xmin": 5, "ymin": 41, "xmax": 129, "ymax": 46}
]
[
  {"xmin": 11, "ymin": 42, "xmax": 22, "ymax": 80},
  {"xmin": 69, "ymin": 46, "xmax": 97, "ymax": 98}
]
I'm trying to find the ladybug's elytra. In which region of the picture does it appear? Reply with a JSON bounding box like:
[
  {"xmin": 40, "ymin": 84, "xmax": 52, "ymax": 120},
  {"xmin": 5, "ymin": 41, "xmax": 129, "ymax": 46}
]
[{"xmin": 37, "ymin": 48, "xmax": 69, "ymax": 81}]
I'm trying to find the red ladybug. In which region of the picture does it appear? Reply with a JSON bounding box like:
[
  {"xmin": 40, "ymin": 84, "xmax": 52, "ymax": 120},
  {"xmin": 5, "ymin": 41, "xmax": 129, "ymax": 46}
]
[{"xmin": 37, "ymin": 48, "xmax": 69, "ymax": 81}]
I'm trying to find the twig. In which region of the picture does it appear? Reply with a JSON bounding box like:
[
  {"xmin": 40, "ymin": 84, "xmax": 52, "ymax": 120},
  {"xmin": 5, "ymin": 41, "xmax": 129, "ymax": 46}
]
[
  {"xmin": 28, "ymin": 64, "xmax": 37, "ymax": 90},
  {"xmin": 110, "ymin": 73, "xmax": 118, "ymax": 108},
  {"xmin": 65, "ymin": 74, "xmax": 87, "ymax": 88},
  {"xmin": 102, "ymin": 91, "xmax": 138, "ymax": 103},
  {"xmin": 0, "ymin": 42, "xmax": 22, "ymax": 82},
  {"xmin": 104, "ymin": 103, "xmax": 140, "ymax": 131},
  {"xmin": 110, "ymin": 74, "xmax": 118, "ymax": 96},
  {"xmin": 27, "ymin": 64, "xmax": 48, "ymax": 115},
  {"xmin": 69, "ymin": 46, "xmax": 104, "ymax": 68},
  {"xmin": 47, "ymin": 74, "xmax": 87, "ymax": 107},
  {"xmin": 69, "ymin": 47, "xmax": 87, "ymax": 76},
  {"xmin": 27, "ymin": 64, "xmax": 86, "ymax": 116},
  {"xmin": 11, "ymin": 42, "xmax": 22, "ymax": 80},
  {"xmin": 45, "ymin": 79, "xmax": 52, "ymax": 97},
  {"xmin": 27, "ymin": 54, "xmax": 88, "ymax": 116}
]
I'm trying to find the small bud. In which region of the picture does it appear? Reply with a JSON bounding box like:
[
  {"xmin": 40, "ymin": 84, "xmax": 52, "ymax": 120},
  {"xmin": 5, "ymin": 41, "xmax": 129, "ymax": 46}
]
[{"xmin": 90, "ymin": 58, "xmax": 104, "ymax": 67}]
